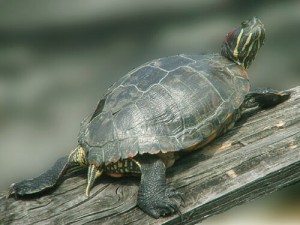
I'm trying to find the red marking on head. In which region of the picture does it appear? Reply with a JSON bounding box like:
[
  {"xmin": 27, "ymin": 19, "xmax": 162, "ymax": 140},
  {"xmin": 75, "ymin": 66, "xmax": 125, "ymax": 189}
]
[{"xmin": 225, "ymin": 29, "xmax": 235, "ymax": 42}]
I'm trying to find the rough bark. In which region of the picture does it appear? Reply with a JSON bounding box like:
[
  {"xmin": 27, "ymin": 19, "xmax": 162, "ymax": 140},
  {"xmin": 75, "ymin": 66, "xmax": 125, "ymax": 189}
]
[{"xmin": 1, "ymin": 86, "xmax": 300, "ymax": 225}]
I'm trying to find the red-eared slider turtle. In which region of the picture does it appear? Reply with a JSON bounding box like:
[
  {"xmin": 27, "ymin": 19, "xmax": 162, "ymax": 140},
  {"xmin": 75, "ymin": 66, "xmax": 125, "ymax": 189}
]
[{"xmin": 8, "ymin": 17, "xmax": 290, "ymax": 218}]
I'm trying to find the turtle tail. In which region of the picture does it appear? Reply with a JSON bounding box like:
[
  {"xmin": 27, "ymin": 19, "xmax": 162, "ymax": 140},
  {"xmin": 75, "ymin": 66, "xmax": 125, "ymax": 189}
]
[
  {"xmin": 86, "ymin": 164, "xmax": 103, "ymax": 196},
  {"xmin": 8, "ymin": 146, "xmax": 87, "ymax": 197}
]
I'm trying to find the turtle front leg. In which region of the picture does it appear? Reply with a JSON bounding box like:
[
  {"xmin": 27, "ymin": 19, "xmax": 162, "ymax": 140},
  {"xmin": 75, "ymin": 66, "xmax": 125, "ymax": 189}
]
[
  {"xmin": 242, "ymin": 88, "xmax": 291, "ymax": 109},
  {"xmin": 135, "ymin": 155, "xmax": 182, "ymax": 218},
  {"xmin": 8, "ymin": 146, "xmax": 87, "ymax": 197}
]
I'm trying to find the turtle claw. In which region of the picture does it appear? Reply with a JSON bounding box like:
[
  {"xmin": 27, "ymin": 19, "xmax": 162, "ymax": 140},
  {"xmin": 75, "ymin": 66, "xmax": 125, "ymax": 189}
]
[
  {"xmin": 138, "ymin": 186, "xmax": 182, "ymax": 218},
  {"xmin": 6, "ymin": 183, "xmax": 16, "ymax": 199},
  {"xmin": 8, "ymin": 182, "xmax": 22, "ymax": 198},
  {"xmin": 278, "ymin": 90, "xmax": 292, "ymax": 98},
  {"xmin": 7, "ymin": 179, "xmax": 37, "ymax": 197}
]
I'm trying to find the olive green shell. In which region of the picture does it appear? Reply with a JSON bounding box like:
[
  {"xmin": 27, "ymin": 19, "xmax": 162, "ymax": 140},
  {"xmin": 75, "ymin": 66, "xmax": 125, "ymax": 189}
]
[{"xmin": 78, "ymin": 54, "xmax": 250, "ymax": 164}]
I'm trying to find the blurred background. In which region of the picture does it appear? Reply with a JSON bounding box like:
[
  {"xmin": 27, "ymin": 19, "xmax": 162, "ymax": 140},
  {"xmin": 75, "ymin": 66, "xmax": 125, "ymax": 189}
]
[{"xmin": 0, "ymin": 0, "xmax": 299, "ymax": 224}]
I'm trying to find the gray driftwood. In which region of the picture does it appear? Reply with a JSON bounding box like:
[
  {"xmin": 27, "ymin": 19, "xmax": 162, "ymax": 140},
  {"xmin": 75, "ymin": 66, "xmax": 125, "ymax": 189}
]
[{"xmin": 1, "ymin": 86, "xmax": 300, "ymax": 225}]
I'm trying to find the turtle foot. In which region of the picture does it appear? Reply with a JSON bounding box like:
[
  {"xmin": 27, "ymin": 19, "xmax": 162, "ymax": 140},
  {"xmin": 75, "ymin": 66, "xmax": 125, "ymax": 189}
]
[
  {"xmin": 138, "ymin": 185, "xmax": 182, "ymax": 218},
  {"xmin": 8, "ymin": 180, "xmax": 37, "ymax": 197},
  {"xmin": 7, "ymin": 156, "xmax": 70, "ymax": 198}
]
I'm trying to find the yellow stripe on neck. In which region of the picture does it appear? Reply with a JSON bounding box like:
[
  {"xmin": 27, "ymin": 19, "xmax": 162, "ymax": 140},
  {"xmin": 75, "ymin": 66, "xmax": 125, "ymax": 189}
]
[
  {"xmin": 242, "ymin": 33, "xmax": 252, "ymax": 51},
  {"xmin": 233, "ymin": 28, "xmax": 243, "ymax": 57}
]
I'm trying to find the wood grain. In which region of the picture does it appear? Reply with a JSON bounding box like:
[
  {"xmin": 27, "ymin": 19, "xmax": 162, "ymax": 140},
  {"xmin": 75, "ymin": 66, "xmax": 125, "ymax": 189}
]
[{"xmin": 1, "ymin": 86, "xmax": 300, "ymax": 225}]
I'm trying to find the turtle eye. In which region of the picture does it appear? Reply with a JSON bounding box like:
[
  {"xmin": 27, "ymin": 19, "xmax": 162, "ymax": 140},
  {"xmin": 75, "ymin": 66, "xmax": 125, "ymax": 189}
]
[{"xmin": 241, "ymin": 20, "xmax": 248, "ymax": 28}]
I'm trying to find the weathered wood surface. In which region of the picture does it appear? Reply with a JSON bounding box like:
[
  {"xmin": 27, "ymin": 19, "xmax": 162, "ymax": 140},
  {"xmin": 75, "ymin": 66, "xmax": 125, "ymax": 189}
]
[{"xmin": 1, "ymin": 86, "xmax": 300, "ymax": 225}]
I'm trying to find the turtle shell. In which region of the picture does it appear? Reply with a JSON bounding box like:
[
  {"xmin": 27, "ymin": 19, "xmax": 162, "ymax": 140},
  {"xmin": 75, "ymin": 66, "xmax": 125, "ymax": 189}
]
[{"xmin": 78, "ymin": 54, "xmax": 250, "ymax": 165}]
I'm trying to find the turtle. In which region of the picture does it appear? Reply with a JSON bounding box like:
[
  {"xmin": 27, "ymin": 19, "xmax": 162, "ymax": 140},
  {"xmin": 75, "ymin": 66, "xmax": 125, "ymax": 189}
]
[{"xmin": 8, "ymin": 17, "xmax": 290, "ymax": 218}]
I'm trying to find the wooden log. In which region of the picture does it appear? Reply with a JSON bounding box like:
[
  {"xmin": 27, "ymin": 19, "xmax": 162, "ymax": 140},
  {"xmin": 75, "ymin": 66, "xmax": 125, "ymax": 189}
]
[{"xmin": 1, "ymin": 86, "xmax": 300, "ymax": 225}]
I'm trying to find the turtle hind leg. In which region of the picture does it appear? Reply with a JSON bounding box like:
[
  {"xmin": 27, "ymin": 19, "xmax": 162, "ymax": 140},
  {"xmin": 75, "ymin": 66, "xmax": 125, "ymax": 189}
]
[
  {"xmin": 242, "ymin": 88, "xmax": 291, "ymax": 109},
  {"xmin": 8, "ymin": 146, "xmax": 87, "ymax": 197},
  {"xmin": 136, "ymin": 155, "xmax": 182, "ymax": 218},
  {"xmin": 8, "ymin": 156, "xmax": 69, "ymax": 197}
]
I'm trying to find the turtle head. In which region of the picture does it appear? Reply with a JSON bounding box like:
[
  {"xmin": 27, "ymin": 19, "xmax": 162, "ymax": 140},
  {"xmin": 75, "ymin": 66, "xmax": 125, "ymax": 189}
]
[{"xmin": 221, "ymin": 17, "xmax": 265, "ymax": 69}]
